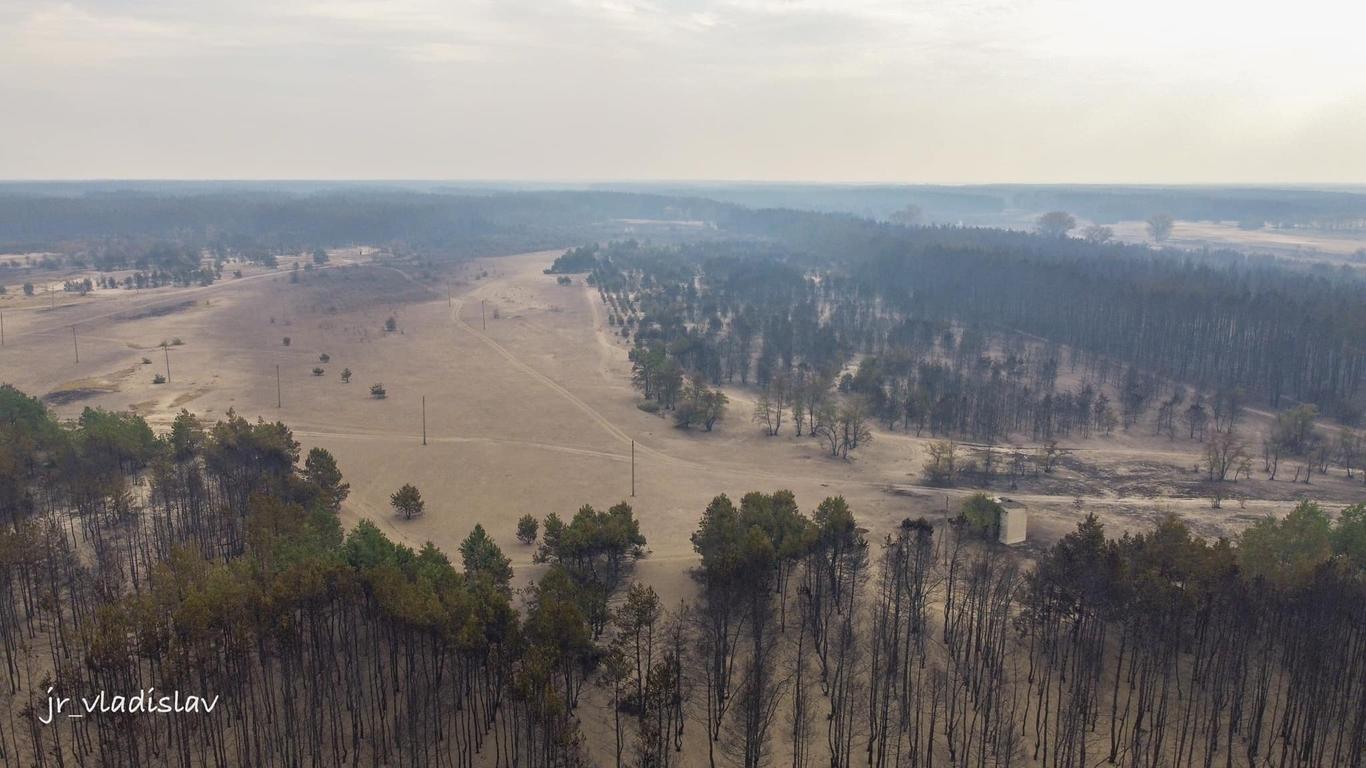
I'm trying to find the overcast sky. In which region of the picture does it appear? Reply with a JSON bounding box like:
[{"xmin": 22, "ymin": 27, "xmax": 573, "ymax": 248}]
[{"xmin": 2, "ymin": 0, "xmax": 1364, "ymax": 183}]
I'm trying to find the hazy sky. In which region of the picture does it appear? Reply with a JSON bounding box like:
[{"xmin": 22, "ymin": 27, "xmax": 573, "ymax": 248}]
[{"xmin": 2, "ymin": 0, "xmax": 1364, "ymax": 183}]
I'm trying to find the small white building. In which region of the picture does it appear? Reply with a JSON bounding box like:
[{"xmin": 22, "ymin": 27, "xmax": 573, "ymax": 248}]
[{"xmin": 996, "ymin": 497, "xmax": 1028, "ymax": 545}]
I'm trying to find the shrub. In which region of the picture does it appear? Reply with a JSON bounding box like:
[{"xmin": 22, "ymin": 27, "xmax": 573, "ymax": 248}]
[
  {"xmin": 370, "ymin": 383, "xmax": 387, "ymax": 399},
  {"xmin": 312, "ymin": 367, "xmax": 324, "ymax": 376},
  {"xmin": 152, "ymin": 374, "xmax": 167, "ymax": 385}
]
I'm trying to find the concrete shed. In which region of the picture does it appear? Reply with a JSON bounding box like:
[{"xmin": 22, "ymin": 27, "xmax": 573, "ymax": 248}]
[{"xmin": 995, "ymin": 497, "xmax": 1028, "ymax": 545}]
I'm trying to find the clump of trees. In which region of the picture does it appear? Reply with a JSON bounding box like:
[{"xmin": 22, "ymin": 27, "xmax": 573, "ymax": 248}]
[
  {"xmin": 533, "ymin": 502, "xmax": 647, "ymax": 635},
  {"xmin": 673, "ymin": 378, "xmax": 728, "ymax": 431}
]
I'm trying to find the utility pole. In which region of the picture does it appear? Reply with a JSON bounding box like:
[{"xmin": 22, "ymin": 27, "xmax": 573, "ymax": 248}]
[
  {"xmin": 164, "ymin": 344, "xmax": 172, "ymax": 383},
  {"xmin": 481, "ymin": 299, "xmax": 486, "ymax": 330},
  {"xmin": 276, "ymin": 364, "xmax": 282, "ymax": 408},
  {"xmin": 631, "ymin": 440, "xmax": 636, "ymax": 497},
  {"xmin": 1, "ymin": 310, "xmax": 5, "ymax": 346},
  {"xmin": 71, "ymin": 326, "xmax": 78, "ymax": 363},
  {"xmin": 447, "ymin": 283, "xmax": 451, "ymax": 307},
  {"xmin": 422, "ymin": 395, "xmax": 427, "ymax": 446}
]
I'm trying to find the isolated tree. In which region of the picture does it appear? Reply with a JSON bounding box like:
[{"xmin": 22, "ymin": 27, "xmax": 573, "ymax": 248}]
[
  {"xmin": 303, "ymin": 446, "xmax": 349, "ymax": 510},
  {"xmin": 1081, "ymin": 224, "xmax": 1113, "ymax": 244},
  {"xmin": 836, "ymin": 397, "xmax": 873, "ymax": 458},
  {"xmin": 461, "ymin": 523, "xmax": 513, "ymax": 588},
  {"xmin": 341, "ymin": 367, "xmax": 352, "ymax": 383},
  {"xmin": 1036, "ymin": 210, "xmax": 1077, "ymax": 238},
  {"xmin": 312, "ymin": 367, "xmax": 324, "ymax": 376},
  {"xmin": 1146, "ymin": 212, "xmax": 1175, "ymax": 243},
  {"xmin": 921, "ymin": 440, "xmax": 957, "ymax": 485},
  {"xmin": 312, "ymin": 247, "xmax": 329, "ymax": 265},
  {"xmin": 22, "ymin": 282, "xmax": 34, "ymax": 296},
  {"xmin": 390, "ymin": 483, "xmax": 424, "ymax": 519},
  {"xmin": 384, "ymin": 316, "xmax": 398, "ymax": 332},
  {"xmin": 517, "ymin": 513, "xmax": 540, "ymax": 544},
  {"xmin": 370, "ymin": 383, "xmax": 386, "ymax": 399},
  {"xmin": 1205, "ymin": 430, "xmax": 1248, "ymax": 481}
]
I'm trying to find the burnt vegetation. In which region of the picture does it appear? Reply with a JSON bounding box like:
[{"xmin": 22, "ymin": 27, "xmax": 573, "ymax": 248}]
[{"xmin": 1, "ymin": 384, "xmax": 1362, "ymax": 766}]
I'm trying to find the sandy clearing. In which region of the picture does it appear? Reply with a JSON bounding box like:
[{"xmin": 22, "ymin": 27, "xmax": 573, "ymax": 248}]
[{"xmin": 4, "ymin": 248, "xmax": 1360, "ymax": 608}]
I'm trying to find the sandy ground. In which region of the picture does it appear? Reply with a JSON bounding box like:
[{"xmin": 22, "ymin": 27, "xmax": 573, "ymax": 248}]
[
  {"xmin": 2, "ymin": 249, "xmax": 1361, "ymax": 610},
  {"xmin": 1106, "ymin": 219, "xmax": 1366, "ymax": 264}
]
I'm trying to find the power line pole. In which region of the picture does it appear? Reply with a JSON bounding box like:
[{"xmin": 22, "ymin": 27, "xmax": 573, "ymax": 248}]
[
  {"xmin": 71, "ymin": 326, "xmax": 78, "ymax": 363},
  {"xmin": 631, "ymin": 440, "xmax": 636, "ymax": 497},
  {"xmin": 164, "ymin": 344, "xmax": 172, "ymax": 383},
  {"xmin": 481, "ymin": 299, "xmax": 486, "ymax": 330},
  {"xmin": 1, "ymin": 310, "xmax": 5, "ymax": 346},
  {"xmin": 422, "ymin": 395, "xmax": 427, "ymax": 446},
  {"xmin": 276, "ymin": 364, "xmax": 282, "ymax": 408}
]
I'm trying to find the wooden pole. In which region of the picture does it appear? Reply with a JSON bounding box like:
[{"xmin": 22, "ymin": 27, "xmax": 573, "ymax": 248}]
[
  {"xmin": 164, "ymin": 344, "xmax": 171, "ymax": 383},
  {"xmin": 1, "ymin": 310, "xmax": 5, "ymax": 346},
  {"xmin": 276, "ymin": 364, "xmax": 282, "ymax": 408},
  {"xmin": 481, "ymin": 299, "xmax": 486, "ymax": 330},
  {"xmin": 72, "ymin": 326, "xmax": 78, "ymax": 363},
  {"xmin": 631, "ymin": 440, "xmax": 636, "ymax": 497},
  {"xmin": 422, "ymin": 395, "xmax": 427, "ymax": 446}
]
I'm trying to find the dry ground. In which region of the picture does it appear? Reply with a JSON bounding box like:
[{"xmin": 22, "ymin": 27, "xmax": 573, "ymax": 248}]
[{"xmin": 2, "ymin": 249, "xmax": 1361, "ymax": 610}]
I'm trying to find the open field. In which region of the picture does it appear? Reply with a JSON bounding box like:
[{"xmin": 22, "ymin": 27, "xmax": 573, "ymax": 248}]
[
  {"xmin": 1107, "ymin": 219, "xmax": 1366, "ymax": 263},
  {"xmin": 4, "ymin": 249, "xmax": 1359, "ymax": 611}
]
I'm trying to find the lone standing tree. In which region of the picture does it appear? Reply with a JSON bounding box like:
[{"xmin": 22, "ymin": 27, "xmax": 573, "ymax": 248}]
[
  {"xmin": 390, "ymin": 483, "xmax": 425, "ymax": 519},
  {"xmin": 1147, "ymin": 212, "xmax": 1175, "ymax": 243},
  {"xmin": 1036, "ymin": 210, "xmax": 1076, "ymax": 238}
]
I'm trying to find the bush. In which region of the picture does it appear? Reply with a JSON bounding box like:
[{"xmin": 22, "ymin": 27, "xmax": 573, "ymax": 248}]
[
  {"xmin": 282, "ymin": 337, "xmax": 291, "ymax": 346},
  {"xmin": 152, "ymin": 374, "xmax": 167, "ymax": 385},
  {"xmin": 312, "ymin": 367, "xmax": 325, "ymax": 376},
  {"xmin": 384, "ymin": 317, "xmax": 397, "ymax": 332},
  {"xmin": 319, "ymin": 353, "xmax": 330, "ymax": 363},
  {"xmin": 636, "ymin": 400, "xmax": 661, "ymax": 414},
  {"xmin": 141, "ymin": 357, "xmax": 152, "ymax": 365},
  {"xmin": 370, "ymin": 383, "xmax": 387, "ymax": 399},
  {"xmin": 958, "ymin": 493, "xmax": 1004, "ymax": 540}
]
